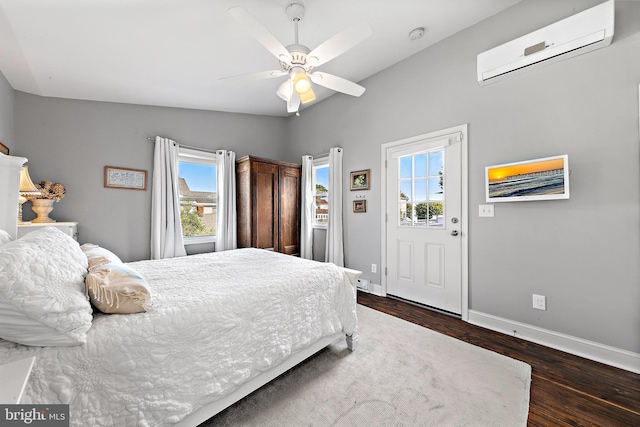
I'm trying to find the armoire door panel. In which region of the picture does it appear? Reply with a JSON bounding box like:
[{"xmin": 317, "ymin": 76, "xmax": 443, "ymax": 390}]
[
  {"xmin": 252, "ymin": 162, "xmax": 278, "ymax": 251},
  {"xmin": 279, "ymin": 166, "xmax": 301, "ymax": 256},
  {"xmin": 236, "ymin": 160, "xmax": 251, "ymax": 248},
  {"xmin": 236, "ymin": 156, "xmax": 301, "ymax": 256}
]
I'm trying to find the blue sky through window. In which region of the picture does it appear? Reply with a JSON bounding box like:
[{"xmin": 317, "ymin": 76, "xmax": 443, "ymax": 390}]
[
  {"xmin": 399, "ymin": 150, "xmax": 444, "ymax": 200},
  {"xmin": 179, "ymin": 162, "xmax": 216, "ymax": 192},
  {"xmin": 316, "ymin": 166, "xmax": 329, "ymax": 190}
]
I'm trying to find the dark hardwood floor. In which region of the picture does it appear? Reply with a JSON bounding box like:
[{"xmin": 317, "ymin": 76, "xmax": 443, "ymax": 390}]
[{"xmin": 357, "ymin": 292, "xmax": 640, "ymax": 427}]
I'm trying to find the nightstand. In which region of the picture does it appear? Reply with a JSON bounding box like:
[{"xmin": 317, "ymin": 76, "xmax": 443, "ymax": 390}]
[{"xmin": 18, "ymin": 222, "xmax": 78, "ymax": 240}]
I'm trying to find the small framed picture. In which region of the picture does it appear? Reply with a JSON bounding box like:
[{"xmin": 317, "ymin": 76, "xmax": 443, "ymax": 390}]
[
  {"xmin": 353, "ymin": 200, "xmax": 367, "ymax": 213},
  {"xmin": 104, "ymin": 166, "xmax": 147, "ymax": 190},
  {"xmin": 350, "ymin": 169, "xmax": 370, "ymax": 191},
  {"xmin": 0, "ymin": 141, "xmax": 8, "ymax": 155}
]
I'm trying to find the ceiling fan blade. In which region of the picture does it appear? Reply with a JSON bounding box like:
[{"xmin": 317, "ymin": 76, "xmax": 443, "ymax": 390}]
[
  {"xmin": 287, "ymin": 92, "xmax": 301, "ymax": 113},
  {"xmin": 309, "ymin": 72, "xmax": 366, "ymax": 97},
  {"xmin": 307, "ymin": 21, "xmax": 372, "ymax": 67},
  {"xmin": 228, "ymin": 7, "xmax": 292, "ymax": 64},
  {"xmin": 220, "ymin": 70, "xmax": 287, "ymax": 82}
]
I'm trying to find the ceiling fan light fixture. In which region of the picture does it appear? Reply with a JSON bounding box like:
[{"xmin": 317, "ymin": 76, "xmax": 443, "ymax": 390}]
[
  {"xmin": 299, "ymin": 86, "xmax": 316, "ymax": 104},
  {"xmin": 293, "ymin": 72, "xmax": 312, "ymax": 94},
  {"xmin": 226, "ymin": 5, "xmax": 372, "ymax": 114},
  {"xmin": 276, "ymin": 79, "xmax": 292, "ymax": 101}
]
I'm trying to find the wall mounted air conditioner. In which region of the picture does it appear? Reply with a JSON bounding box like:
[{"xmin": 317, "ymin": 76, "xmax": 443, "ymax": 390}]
[{"xmin": 477, "ymin": 0, "xmax": 614, "ymax": 86}]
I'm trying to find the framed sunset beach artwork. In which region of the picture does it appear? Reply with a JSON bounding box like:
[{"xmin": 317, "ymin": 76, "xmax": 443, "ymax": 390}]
[{"xmin": 485, "ymin": 154, "xmax": 570, "ymax": 203}]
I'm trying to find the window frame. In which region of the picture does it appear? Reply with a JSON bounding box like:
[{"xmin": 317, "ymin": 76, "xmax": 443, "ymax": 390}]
[
  {"xmin": 178, "ymin": 147, "xmax": 217, "ymax": 245},
  {"xmin": 312, "ymin": 157, "xmax": 330, "ymax": 229}
]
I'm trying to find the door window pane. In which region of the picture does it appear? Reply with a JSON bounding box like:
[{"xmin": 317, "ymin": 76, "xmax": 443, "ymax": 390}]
[
  {"xmin": 429, "ymin": 177, "xmax": 443, "ymax": 201},
  {"xmin": 398, "ymin": 148, "xmax": 445, "ymax": 228},
  {"xmin": 400, "ymin": 181, "xmax": 412, "ymax": 202},
  {"xmin": 428, "ymin": 202, "xmax": 444, "ymax": 226},
  {"xmin": 428, "ymin": 151, "xmax": 443, "ymax": 176},
  {"xmin": 414, "ymin": 153, "xmax": 427, "ymax": 177},
  {"xmin": 414, "ymin": 179, "xmax": 427, "ymax": 202},
  {"xmin": 400, "ymin": 157, "xmax": 412, "ymax": 179}
]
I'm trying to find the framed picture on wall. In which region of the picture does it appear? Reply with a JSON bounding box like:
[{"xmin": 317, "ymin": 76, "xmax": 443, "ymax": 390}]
[
  {"xmin": 353, "ymin": 200, "xmax": 367, "ymax": 213},
  {"xmin": 350, "ymin": 169, "xmax": 370, "ymax": 191},
  {"xmin": 485, "ymin": 154, "xmax": 569, "ymax": 203},
  {"xmin": 104, "ymin": 166, "xmax": 147, "ymax": 190}
]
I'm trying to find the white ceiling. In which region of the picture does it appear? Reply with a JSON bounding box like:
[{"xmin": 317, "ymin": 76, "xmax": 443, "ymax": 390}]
[{"xmin": 0, "ymin": 0, "xmax": 522, "ymax": 117}]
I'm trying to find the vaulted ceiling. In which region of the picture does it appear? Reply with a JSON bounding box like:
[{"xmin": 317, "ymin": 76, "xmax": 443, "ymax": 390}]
[{"xmin": 0, "ymin": 0, "xmax": 521, "ymax": 116}]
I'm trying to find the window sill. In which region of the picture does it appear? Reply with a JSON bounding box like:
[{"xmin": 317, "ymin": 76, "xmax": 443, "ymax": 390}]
[
  {"xmin": 183, "ymin": 236, "xmax": 216, "ymax": 246},
  {"xmin": 312, "ymin": 224, "xmax": 328, "ymax": 230}
]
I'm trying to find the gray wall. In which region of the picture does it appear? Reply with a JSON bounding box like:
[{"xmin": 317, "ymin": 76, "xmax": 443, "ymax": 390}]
[
  {"xmin": 286, "ymin": 0, "xmax": 640, "ymax": 354},
  {"xmin": 0, "ymin": 71, "xmax": 14, "ymax": 150},
  {"xmin": 13, "ymin": 93, "xmax": 289, "ymax": 261}
]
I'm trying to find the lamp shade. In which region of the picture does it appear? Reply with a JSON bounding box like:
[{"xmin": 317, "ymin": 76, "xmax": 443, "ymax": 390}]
[
  {"xmin": 18, "ymin": 166, "xmax": 40, "ymax": 224},
  {"xmin": 19, "ymin": 166, "xmax": 39, "ymax": 194}
]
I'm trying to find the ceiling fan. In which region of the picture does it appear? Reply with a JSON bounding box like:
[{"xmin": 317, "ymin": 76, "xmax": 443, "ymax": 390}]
[{"xmin": 224, "ymin": 3, "xmax": 372, "ymax": 114}]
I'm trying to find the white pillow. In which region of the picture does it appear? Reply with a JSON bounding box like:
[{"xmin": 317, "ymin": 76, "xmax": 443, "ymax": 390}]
[
  {"xmin": 0, "ymin": 227, "xmax": 93, "ymax": 346},
  {"xmin": 0, "ymin": 229, "xmax": 12, "ymax": 246}
]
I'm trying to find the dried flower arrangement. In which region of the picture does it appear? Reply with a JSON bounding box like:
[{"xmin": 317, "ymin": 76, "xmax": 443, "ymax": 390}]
[{"xmin": 27, "ymin": 180, "xmax": 66, "ymax": 202}]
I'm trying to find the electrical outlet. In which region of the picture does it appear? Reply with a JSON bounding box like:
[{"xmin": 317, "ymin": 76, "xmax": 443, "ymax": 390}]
[
  {"xmin": 533, "ymin": 294, "xmax": 546, "ymax": 310},
  {"xmin": 479, "ymin": 204, "xmax": 495, "ymax": 217},
  {"xmin": 371, "ymin": 264, "xmax": 377, "ymax": 273}
]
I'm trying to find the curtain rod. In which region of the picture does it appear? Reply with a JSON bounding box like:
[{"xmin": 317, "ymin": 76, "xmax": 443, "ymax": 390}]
[
  {"xmin": 147, "ymin": 136, "xmax": 219, "ymax": 155},
  {"xmin": 306, "ymin": 147, "xmax": 342, "ymax": 159}
]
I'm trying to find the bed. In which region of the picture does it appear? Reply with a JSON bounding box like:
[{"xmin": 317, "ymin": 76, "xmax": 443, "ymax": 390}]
[{"xmin": 0, "ymin": 212, "xmax": 358, "ymax": 425}]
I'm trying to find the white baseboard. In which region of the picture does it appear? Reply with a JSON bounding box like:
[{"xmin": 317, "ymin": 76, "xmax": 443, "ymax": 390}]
[
  {"xmin": 468, "ymin": 310, "xmax": 640, "ymax": 374},
  {"xmin": 370, "ymin": 283, "xmax": 383, "ymax": 296}
]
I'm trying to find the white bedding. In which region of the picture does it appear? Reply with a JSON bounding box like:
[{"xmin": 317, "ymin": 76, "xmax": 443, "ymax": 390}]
[{"xmin": 0, "ymin": 248, "xmax": 357, "ymax": 426}]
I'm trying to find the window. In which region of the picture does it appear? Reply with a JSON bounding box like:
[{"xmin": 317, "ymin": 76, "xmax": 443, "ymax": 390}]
[
  {"xmin": 313, "ymin": 158, "xmax": 330, "ymax": 227},
  {"xmin": 178, "ymin": 148, "xmax": 217, "ymax": 242},
  {"xmin": 398, "ymin": 149, "xmax": 444, "ymax": 227}
]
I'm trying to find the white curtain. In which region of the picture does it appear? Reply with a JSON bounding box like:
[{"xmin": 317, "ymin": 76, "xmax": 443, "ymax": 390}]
[
  {"xmin": 325, "ymin": 147, "xmax": 344, "ymax": 266},
  {"xmin": 215, "ymin": 150, "xmax": 237, "ymax": 252},
  {"xmin": 300, "ymin": 155, "xmax": 314, "ymax": 259},
  {"xmin": 151, "ymin": 136, "xmax": 186, "ymax": 259}
]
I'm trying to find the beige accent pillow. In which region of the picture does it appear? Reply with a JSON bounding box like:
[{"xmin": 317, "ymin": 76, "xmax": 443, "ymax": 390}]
[
  {"xmin": 81, "ymin": 243, "xmax": 123, "ymax": 270},
  {"xmin": 85, "ymin": 263, "xmax": 151, "ymax": 314}
]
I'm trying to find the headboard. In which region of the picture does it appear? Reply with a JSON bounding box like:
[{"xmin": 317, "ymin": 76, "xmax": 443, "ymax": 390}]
[{"xmin": 0, "ymin": 153, "xmax": 28, "ymax": 239}]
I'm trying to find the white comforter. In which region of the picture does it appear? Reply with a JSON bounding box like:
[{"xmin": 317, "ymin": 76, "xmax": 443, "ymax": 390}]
[{"xmin": 0, "ymin": 249, "xmax": 357, "ymax": 426}]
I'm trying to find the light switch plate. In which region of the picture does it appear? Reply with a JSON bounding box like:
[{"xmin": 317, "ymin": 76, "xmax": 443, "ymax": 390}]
[{"xmin": 479, "ymin": 204, "xmax": 495, "ymax": 217}]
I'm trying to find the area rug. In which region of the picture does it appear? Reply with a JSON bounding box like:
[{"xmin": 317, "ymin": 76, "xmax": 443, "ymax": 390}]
[{"xmin": 201, "ymin": 305, "xmax": 531, "ymax": 426}]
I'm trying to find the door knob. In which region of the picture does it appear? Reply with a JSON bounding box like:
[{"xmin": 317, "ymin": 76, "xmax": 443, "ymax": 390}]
[{"xmin": 451, "ymin": 230, "xmax": 459, "ymax": 236}]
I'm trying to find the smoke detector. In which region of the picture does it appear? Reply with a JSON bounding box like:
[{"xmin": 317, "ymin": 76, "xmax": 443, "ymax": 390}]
[{"xmin": 409, "ymin": 27, "xmax": 425, "ymax": 41}]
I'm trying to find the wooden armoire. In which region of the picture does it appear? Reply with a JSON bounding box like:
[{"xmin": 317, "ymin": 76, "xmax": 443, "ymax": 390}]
[{"xmin": 236, "ymin": 156, "xmax": 301, "ymax": 256}]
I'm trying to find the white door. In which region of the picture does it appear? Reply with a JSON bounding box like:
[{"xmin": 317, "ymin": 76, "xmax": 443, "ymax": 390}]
[{"xmin": 385, "ymin": 131, "xmax": 463, "ymax": 314}]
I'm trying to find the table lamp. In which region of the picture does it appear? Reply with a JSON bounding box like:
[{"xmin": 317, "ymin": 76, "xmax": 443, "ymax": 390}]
[{"xmin": 18, "ymin": 166, "xmax": 40, "ymax": 224}]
